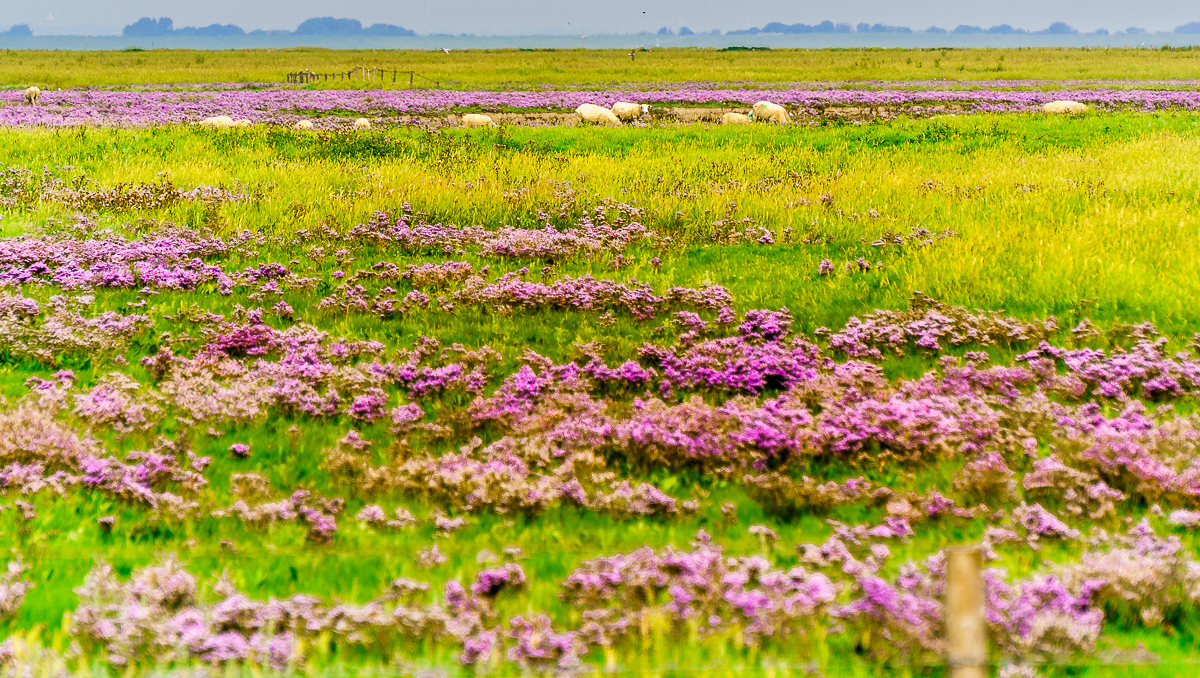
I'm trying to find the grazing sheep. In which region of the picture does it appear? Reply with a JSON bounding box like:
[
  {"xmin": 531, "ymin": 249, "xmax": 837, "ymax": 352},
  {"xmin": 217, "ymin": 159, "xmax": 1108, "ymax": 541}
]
[
  {"xmin": 575, "ymin": 103, "xmax": 622, "ymax": 126},
  {"xmin": 461, "ymin": 113, "xmax": 498, "ymax": 128},
  {"xmin": 353, "ymin": 118, "xmax": 371, "ymax": 129},
  {"xmin": 611, "ymin": 102, "xmax": 649, "ymax": 122},
  {"xmin": 293, "ymin": 120, "xmax": 315, "ymax": 130},
  {"xmin": 232, "ymin": 119, "xmax": 252, "ymax": 128},
  {"xmin": 23, "ymin": 86, "xmax": 40, "ymax": 105},
  {"xmin": 1042, "ymin": 100, "xmax": 1088, "ymax": 114},
  {"xmin": 751, "ymin": 101, "xmax": 790, "ymax": 125},
  {"xmin": 722, "ymin": 112, "xmax": 752, "ymax": 125},
  {"xmin": 198, "ymin": 115, "xmax": 235, "ymax": 128}
]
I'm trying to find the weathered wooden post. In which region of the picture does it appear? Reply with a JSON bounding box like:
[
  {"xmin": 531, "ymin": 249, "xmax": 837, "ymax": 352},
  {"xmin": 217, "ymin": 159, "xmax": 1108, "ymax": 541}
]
[
  {"xmin": 409, "ymin": 71, "xmax": 414, "ymax": 86},
  {"xmin": 945, "ymin": 546, "xmax": 987, "ymax": 678}
]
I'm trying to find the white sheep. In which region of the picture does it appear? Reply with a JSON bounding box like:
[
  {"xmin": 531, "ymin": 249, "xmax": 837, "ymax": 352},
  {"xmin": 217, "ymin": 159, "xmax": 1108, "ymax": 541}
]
[
  {"xmin": 198, "ymin": 115, "xmax": 235, "ymax": 128},
  {"xmin": 1042, "ymin": 100, "xmax": 1088, "ymax": 114},
  {"xmin": 293, "ymin": 120, "xmax": 315, "ymax": 130},
  {"xmin": 461, "ymin": 113, "xmax": 498, "ymax": 128},
  {"xmin": 722, "ymin": 112, "xmax": 752, "ymax": 125},
  {"xmin": 23, "ymin": 86, "xmax": 40, "ymax": 105},
  {"xmin": 353, "ymin": 118, "xmax": 371, "ymax": 129},
  {"xmin": 611, "ymin": 102, "xmax": 649, "ymax": 122},
  {"xmin": 575, "ymin": 104, "xmax": 623, "ymax": 127},
  {"xmin": 232, "ymin": 119, "xmax": 252, "ymax": 128},
  {"xmin": 751, "ymin": 101, "xmax": 790, "ymax": 125}
]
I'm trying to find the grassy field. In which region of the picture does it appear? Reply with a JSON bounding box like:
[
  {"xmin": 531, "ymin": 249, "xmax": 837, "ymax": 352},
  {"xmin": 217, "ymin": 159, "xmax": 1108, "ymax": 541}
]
[
  {"xmin": 5, "ymin": 46, "xmax": 1200, "ymax": 89},
  {"xmin": 4, "ymin": 114, "xmax": 1198, "ymax": 329},
  {"xmin": 1, "ymin": 106, "xmax": 1200, "ymax": 676}
]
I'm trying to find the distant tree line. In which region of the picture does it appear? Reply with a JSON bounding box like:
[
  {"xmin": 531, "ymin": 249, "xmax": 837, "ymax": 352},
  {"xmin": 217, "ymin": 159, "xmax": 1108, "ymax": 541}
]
[
  {"xmin": 122, "ymin": 16, "xmax": 415, "ymax": 38},
  {"xmin": 727, "ymin": 21, "xmax": 854, "ymax": 36},
  {"xmin": 21, "ymin": 16, "xmax": 1200, "ymax": 39},
  {"xmin": 720, "ymin": 20, "xmax": 1200, "ymax": 37}
]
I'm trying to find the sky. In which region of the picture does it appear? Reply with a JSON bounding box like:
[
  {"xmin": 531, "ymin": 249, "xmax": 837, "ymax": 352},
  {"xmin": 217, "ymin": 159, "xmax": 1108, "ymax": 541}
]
[{"xmin": 6, "ymin": 0, "xmax": 1200, "ymax": 37}]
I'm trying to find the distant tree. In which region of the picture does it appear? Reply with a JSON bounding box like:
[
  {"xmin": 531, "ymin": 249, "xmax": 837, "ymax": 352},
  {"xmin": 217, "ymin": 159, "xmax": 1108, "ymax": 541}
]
[
  {"xmin": 294, "ymin": 17, "xmax": 363, "ymax": 36},
  {"xmin": 363, "ymin": 23, "xmax": 416, "ymax": 36},
  {"xmin": 1176, "ymin": 22, "xmax": 1200, "ymax": 34},
  {"xmin": 175, "ymin": 24, "xmax": 244, "ymax": 36},
  {"xmin": 657, "ymin": 26, "xmax": 673, "ymax": 35},
  {"xmin": 1041, "ymin": 22, "xmax": 1077, "ymax": 34},
  {"xmin": 123, "ymin": 17, "xmax": 173, "ymax": 37},
  {"xmin": 1125, "ymin": 27, "xmax": 1148, "ymax": 34},
  {"xmin": 678, "ymin": 26, "xmax": 694, "ymax": 36},
  {"xmin": 952, "ymin": 25, "xmax": 983, "ymax": 34},
  {"xmin": 756, "ymin": 21, "xmax": 852, "ymax": 34},
  {"xmin": 924, "ymin": 26, "xmax": 948, "ymax": 34},
  {"xmin": 857, "ymin": 23, "xmax": 913, "ymax": 33},
  {"xmin": 3, "ymin": 24, "xmax": 32, "ymax": 37},
  {"xmin": 1089, "ymin": 28, "xmax": 1110, "ymax": 36},
  {"xmin": 986, "ymin": 24, "xmax": 1019, "ymax": 34}
]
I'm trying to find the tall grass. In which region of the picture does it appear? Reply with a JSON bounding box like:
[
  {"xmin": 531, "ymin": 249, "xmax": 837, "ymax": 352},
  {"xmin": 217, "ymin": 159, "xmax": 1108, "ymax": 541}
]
[{"xmin": 4, "ymin": 113, "xmax": 1198, "ymax": 330}]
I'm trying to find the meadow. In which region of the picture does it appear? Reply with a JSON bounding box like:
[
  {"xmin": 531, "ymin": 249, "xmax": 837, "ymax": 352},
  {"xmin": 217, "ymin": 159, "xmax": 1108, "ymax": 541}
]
[
  {"xmin": 1, "ymin": 71, "xmax": 1200, "ymax": 676},
  {"xmin": 5, "ymin": 46, "xmax": 1200, "ymax": 89}
]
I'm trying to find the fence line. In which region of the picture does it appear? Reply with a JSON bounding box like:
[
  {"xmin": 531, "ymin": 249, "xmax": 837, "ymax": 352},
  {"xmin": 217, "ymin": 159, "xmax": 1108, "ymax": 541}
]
[{"xmin": 285, "ymin": 68, "xmax": 440, "ymax": 88}]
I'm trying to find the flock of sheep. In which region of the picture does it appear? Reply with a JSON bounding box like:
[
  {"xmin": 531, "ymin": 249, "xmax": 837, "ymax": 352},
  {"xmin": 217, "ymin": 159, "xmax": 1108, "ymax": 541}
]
[
  {"xmin": 243, "ymin": 99, "xmax": 1088, "ymax": 130},
  {"xmin": 195, "ymin": 102, "xmax": 784, "ymax": 131},
  {"xmin": 567, "ymin": 99, "xmax": 1089, "ymax": 126},
  {"xmin": 571, "ymin": 100, "xmax": 790, "ymax": 127},
  {"xmin": 17, "ymin": 84, "xmax": 1090, "ymax": 127}
]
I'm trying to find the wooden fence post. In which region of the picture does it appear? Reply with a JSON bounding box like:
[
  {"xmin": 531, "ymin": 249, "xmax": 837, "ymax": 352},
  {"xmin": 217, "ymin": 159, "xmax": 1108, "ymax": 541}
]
[{"xmin": 945, "ymin": 546, "xmax": 987, "ymax": 678}]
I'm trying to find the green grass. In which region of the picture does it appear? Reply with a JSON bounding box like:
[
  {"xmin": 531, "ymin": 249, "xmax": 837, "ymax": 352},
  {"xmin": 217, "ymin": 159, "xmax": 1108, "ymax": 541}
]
[
  {"xmin": 3, "ymin": 111, "xmax": 1200, "ymax": 675},
  {"xmin": 7, "ymin": 47, "xmax": 1200, "ymax": 89}
]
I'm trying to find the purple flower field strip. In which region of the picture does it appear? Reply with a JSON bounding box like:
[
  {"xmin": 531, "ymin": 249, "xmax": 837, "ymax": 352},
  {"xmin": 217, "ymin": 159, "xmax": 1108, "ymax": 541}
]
[
  {"xmin": 68, "ymin": 78, "xmax": 1200, "ymax": 92},
  {"xmin": 2, "ymin": 86, "xmax": 1200, "ymax": 126}
]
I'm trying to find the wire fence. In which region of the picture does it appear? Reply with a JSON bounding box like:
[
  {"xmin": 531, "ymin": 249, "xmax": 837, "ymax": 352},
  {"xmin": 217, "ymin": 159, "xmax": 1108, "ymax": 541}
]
[{"xmin": 286, "ymin": 67, "xmax": 440, "ymax": 87}]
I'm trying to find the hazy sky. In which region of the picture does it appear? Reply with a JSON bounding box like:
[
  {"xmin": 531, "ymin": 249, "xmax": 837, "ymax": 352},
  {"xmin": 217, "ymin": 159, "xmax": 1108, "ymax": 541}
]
[{"xmin": 7, "ymin": 0, "xmax": 1199, "ymax": 37}]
